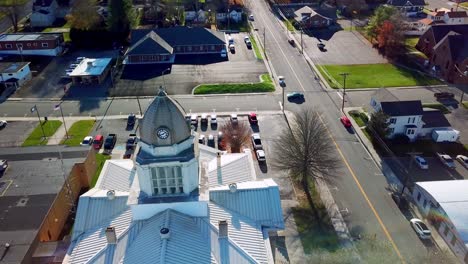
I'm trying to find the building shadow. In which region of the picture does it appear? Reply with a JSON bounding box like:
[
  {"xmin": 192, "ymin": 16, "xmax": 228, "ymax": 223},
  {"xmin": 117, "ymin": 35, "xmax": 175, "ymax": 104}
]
[{"xmin": 120, "ymin": 64, "xmax": 172, "ymax": 81}]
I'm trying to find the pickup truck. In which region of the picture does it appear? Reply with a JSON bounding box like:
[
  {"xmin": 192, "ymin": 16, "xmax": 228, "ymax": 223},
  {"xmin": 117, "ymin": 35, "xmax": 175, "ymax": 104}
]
[
  {"xmin": 436, "ymin": 153, "xmax": 456, "ymax": 169},
  {"xmin": 104, "ymin": 134, "xmax": 117, "ymax": 153}
]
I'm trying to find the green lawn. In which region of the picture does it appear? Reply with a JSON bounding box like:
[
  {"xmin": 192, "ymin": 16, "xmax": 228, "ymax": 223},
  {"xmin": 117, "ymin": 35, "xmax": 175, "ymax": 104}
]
[
  {"xmin": 349, "ymin": 111, "xmax": 368, "ymax": 127},
  {"xmin": 422, "ymin": 103, "xmax": 451, "ymax": 114},
  {"xmin": 194, "ymin": 73, "xmax": 274, "ymax": 94},
  {"xmin": 60, "ymin": 120, "xmax": 96, "ymax": 146},
  {"xmin": 284, "ymin": 19, "xmax": 295, "ymax": 31},
  {"xmin": 249, "ymin": 34, "xmax": 263, "ymax": 60},
  {"xmin": 462, "ymin": 101, "xmax": 468, "ymax": 109},
  {"xmin": 42, "ymin": 21, "xmax": 71, "ymax": 42},
  {"xmin": 22, "ymin": 120, "xmax": 62, "ymax": 146},
  {"xmin": 90, "ymin": 153, "xmax": 111, "ymax": 188},
  {"xmin": 460, "ymin": 2, "xmax": 468, "ymax": 8},
  {"xmin": 318, "ymin": 64, "xmax": 443, "ymax": 89}
]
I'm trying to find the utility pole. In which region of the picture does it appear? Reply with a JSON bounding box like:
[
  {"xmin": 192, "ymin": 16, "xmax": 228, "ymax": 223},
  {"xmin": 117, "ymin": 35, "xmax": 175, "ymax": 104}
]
[
  {"xmin": 31, "ymin": 105, "xmax": 46, "ymax": 139},
  {"xmin": 263, "ymin": 28, "xmax": 266, "ymax": 59},
  {"xmin": 400, "ymin": 151, "xmax": 423, "ymax": 196},
  {"xmin": 339, "ymin": 73, "xmax": 349, "ymax": 112},
  {"xmin": 54, "ymin": 103, "xmax": 69, "ymax": 139},
  {"xmin": 300, "ymin": 25, "xmax": 303, "ymax": 54},
  {"xmin": 136, "ymin": 96, "xmax": 143, "ymax": 117},
  {"xmin": 282, "ymin": 86, "xmax": 285, "ymax": 114},
  {"xmin": 453, "ymin": 64, "xmax": 467, "ymax": 103}
]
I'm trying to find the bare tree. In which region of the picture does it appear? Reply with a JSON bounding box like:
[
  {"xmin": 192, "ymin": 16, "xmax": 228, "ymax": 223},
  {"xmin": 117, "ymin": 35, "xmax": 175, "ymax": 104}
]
[
  {"xmin": 0, "ymin": 0, "xmax": 27, "ymax": 32},
  {"xmin": 272, "ymin": 108, "xmax": 339, "ymax": 222},
  {"xmin": 66, "ymin": 0, "xmax": 102, "ymax": 30},
  {"xmin": 220, "ymin": 121, "xmax": 251, "ymax": 153}
]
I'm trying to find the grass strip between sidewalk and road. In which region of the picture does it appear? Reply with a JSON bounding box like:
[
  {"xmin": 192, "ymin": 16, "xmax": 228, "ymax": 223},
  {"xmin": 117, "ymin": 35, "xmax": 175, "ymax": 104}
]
[
  {"xmin": 22, "ymin": 120, "xmax": 63, "ymax": 146},
  {"xmin": 90, "ymin": 153, "xmax": 111, "ymax": 188},
  {"xmin": 194, "ymin": 73, "xmax": 274, "ymax": 94},
  {"xmin": 318, "ymin": 64, "xmax": 442, "ymax": 89},
  {"xmin": 462, "ymin": 101, "xmax": 468, "ymax": 109},
  {"xmin": 283, "ymin": 19, "xmax": 295, "ymax": 31},
  {"xmin": 61, "ymin": 120, "xmax": 96, "ymax": 146},
  {"xmin": 422, "ymin": 103, "xmax": 451, "ymax": 114},
  {"xmin": 349, "ymin": 111, "xmax": 368, "ymax": 127},
  {"xmin": 249, "ymin": 34, "xmax": 263, "ymax": 60}
]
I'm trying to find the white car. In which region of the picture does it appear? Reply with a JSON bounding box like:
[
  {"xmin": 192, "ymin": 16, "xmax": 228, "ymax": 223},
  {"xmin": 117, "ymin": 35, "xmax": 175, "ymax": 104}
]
[
  {"xmin": 437, "ymin": 153, "xmax": 456, "ymax": 169},
  {"xmin": 410, "ymin": 218, "xmax": 431, "ymax": 239},
  {"xmin": 207, "ymin": 134, "xmax": 215, "ymax": 147},
  {"xmin": 249, "ymin": 14, "xmax": 254, "ymax": 21},
  {"xmin": 201, "ymin": 113, "xmax": 208, "ymax": 124},
  {"xmin": 230, "ymin": 114, "xmax": 238, "ymax": 124},
  {"xmin": 256, "ymin": 150, "xmax": 266, "ymax": 162},
  {"xmin": 0, "ymin": 120, "xmax": 7, "ymax": 128},
  {"xmin": 414, "ymin": 156, "xmax": 428, "ymax": 170},
  {"xmin": 80, "ymin": 136, "xmax": 93, "ymax": 146},
  {"xmin": 251, "ymin": 133, "xmax": 263, "ymax": 150},
  {"xmin": 210, "ymin": 114, "xmax": 217, "ymax": 125},
  {"xmin": 278, "ymin": 76, "xmax": 285, "ymax": 86},
  {"xmin": 190, "ymin": 114, "xmax": 198, "ymax": 126},
  {"xmin": 456, "ymin": 155, "xmax": 468, "ymax": 169},
  {"xmin": 229, "ymin": 44, "xmax": 235, "ymax": 52},
  {"xmin": 0, "ymin": 159, "xmax": 8, "ymax": 172},
  {"xmin": 198, "ymin": 135, "xmax": 206, "ymax": 145},
  {"xmin": 65, "ymin": 69, "xmax": 73, "ymax": 76}
]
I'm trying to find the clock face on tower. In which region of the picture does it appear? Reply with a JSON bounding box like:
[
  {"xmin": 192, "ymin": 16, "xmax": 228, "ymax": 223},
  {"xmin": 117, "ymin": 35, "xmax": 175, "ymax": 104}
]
[{"xmin": 156, "ymin": 128, "xmax": 170, "ymax": 139}]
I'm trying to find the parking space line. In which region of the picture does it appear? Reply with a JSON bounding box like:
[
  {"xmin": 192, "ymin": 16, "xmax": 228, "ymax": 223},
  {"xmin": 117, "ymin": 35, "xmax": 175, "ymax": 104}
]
[
  {"xmin": 336, "ymin": 91, "xmax": 343, "ymax": 100},
  {"xmin": 0, "ymin": 180, "xmax": 13, "ymax": 197}
]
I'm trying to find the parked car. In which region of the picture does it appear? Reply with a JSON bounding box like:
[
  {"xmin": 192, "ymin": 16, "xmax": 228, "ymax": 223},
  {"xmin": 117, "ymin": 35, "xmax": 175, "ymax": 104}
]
[
  {"xmin": 190, "ymin": 114, "xmax": 198, "ymax": 126},
  {"xmin": 207, "ymin": 134, "xmax": 215, "ymax": 148},
  {"xmin": 76, "ymin": 57, "xmax": 85, "ymax": 63},
  {"xmin": 317, "ymin": 43, "xmax": 326, "ymax": 50},
  {"xmin": 410, "ymin": 218, "xmax": 431, "ymax": 239},
  {"xmin": 278, "ymin": 76, "xmax": 285, "ymax": 86},
  {"xmin": 456, "ymin": 155, "xmax": 468, "ymax": 169},
  {"xmin": 127, "ymin": 113, "xmax": 136, "ymax": 128},
  {"xmin": 210, "ymin": 114, "xmax": 217, "ymax": 125},
  {"xmin": 249, "ymin": 14, "xmax": 254, "ymax": 21},
  {"xmin": 69, "ymin": 64, "xmax": 79, "ymax": 69},
  {"xmin": 436, "ymin": 153, "xmax": 456, "ymax": 169},
  {"xmin": 287, "ymin": 92, "xmax": 304, "ymax": 100},
  {"xmin": 93, "ymin": 134, "xmax": 104, "ymax": 150},
  {"xmin": 256, "ymin": 150, "xmax": 266, "ymax": 162},
  {"xmin": 288, "ymin": 39, "xmax": 295, "ymax": 46},
  {"xmin": 65, "ymin": 69, "xmax": 73, "ymax": 76},
  {"xmin": 199, "ymin": 134, "xmax": 206, "ymax": 145},
  {"xmin": 340, "ymin": 116, "xmax": 352, "ymax": 128},
  {"xmin": 245, "ymin": 39, "xmax": 252, "ymax": 48},
  {"xmin": 229, "ymin": 44, "xmax": 235, "ymax": 52},
  {"xmin": 104, "ymin": 134, "xmax": 117, "ymax": 153},
  {"xmin": 230, "ymin": 114, "xmax": 238, "ymax": 124},
  {"xmin": 248, "ymin": 112, "xmax": 258, "ymax": 125},
  {"xmin": 0, "ymin": 120, "xmax": 7, "ymax": 128},
  {"xmin": 126, "ymin": 134, "xmax": 138, "ymax": 150},
  {"xmin": 80, "ymin": 136, "xmax": 93, "ymax": 146},
  {"xmin": 414, "ymin": 156, "xmax": 429, "ymax": 170},
  {"xmin": 201, "ymin": 113, "xmax": 208, "ymax": 124},
  {"xmin": 0, "ymin": 159, "xmax": 8, "ymax": 172},
  {"xmin": 251, "ymin": 133, "xmax": 263, "ymax": 150},
  {"xmin": 434, "ymin": 92, "xmax": 454, "ymax": 99}
]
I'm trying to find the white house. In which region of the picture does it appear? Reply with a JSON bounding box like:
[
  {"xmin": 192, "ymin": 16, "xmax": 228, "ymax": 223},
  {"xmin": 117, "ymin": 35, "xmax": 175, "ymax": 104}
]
[
  {"xmin": 370, "ymin": 88, "xmax": 452, "ymax": 141},
  {"xmin": 216, "ymin": 7, "xmax": 243, "ymax": 23},
  {"xmin": 64, "ymin": 90, "xmax": 285, "ymax": 263},
  {"xmin": 185, "ymin": 9, "xmax": 206, "ymax": 23},
  {"xmin": 443, "ymin": 10, "xmax": 468, "ymax": 25},
  {"xmin": 412, "ymin": 180, "xmax": 468, "ymax": 263},
  {"xmin": 30, "ymin": 0, "xmax": 58, "ymax": 27},
  {"xmin": 0, "ymin": 62, "xmax": 32, "ymax": 87}
]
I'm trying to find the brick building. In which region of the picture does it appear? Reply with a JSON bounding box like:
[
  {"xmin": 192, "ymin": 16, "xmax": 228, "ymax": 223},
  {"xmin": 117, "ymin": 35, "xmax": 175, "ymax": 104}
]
[{"xmin": 293, "ymin": 6, "xmax": 331, "ymax": 29}]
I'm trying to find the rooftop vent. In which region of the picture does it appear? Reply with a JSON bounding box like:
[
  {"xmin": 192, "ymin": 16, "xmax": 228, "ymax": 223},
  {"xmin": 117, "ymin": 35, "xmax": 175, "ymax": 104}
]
[
  {"xmin": 218, "ymin": 220, "xmax": 228, "ymax": 238},
  {"xmin": 160, "ymin": 227, "xmax": 170, "ymax": 239},
  {"xmin": 105, "ymin": 227, "xmax": 117, "ymax": 244},
  {"xmin": 107, "ymin": 190, "xmax": 115, "ymax": 200},
  {"xmin": 228, "ymin": 183, "xmax": 237, "ymax": 193}
]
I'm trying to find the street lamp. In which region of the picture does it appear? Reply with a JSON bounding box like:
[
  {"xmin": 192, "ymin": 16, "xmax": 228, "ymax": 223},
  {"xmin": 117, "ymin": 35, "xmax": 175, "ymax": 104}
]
[
  {"xmin": 54, "ymin": 102, "xmax": 69, "ymax": 139},
  {"xmin": 339, "ymin": 72, "xmax": 349, "ymax": 112},
  {"xmin": 30, "ymin": 105, "xmax": 46, "ymax": 139}
]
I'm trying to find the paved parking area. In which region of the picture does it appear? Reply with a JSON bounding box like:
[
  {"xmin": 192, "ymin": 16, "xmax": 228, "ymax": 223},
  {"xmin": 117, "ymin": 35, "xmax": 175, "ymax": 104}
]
[
  {"xmin": 0, "ymin": 121, "xmax": 37, "ymax": 147},
  {"xmin": 93, "ymin": 118, "xmax": 138, "ymax": 156},
  {"xmin": 302, "ymin": 20, "xmax": 387, "ymax": 65},
  {"xmin": 13, "ymin": 49, "xmax": 118, "ymax": 99},
  {"xmin": 113, "ymin": 33, "xmax": 266, "ymax": 96}
]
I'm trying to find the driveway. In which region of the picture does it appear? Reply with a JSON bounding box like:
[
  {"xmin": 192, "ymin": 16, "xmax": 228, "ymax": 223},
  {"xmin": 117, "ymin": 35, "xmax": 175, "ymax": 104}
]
[
  {"xmin": 300, "ymin": 20, "xmax": 387, "ymax": 65},
  {"xmin": 112, "ymin": 33, "xmax": 267, "ymax": 96},
  {"xmin": 12, "ymin": 49, "xmax": 119, "ymax": 99}
]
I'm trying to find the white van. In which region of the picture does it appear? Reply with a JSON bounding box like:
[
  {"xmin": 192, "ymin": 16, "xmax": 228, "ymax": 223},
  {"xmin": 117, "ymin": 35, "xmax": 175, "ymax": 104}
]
[{"xmin": 228, "ymin": 36, "xmax": 234, "ymax": 44}]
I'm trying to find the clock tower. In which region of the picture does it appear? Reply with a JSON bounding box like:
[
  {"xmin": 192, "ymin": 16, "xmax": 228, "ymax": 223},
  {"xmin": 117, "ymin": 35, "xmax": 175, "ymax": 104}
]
[{"xmin": 135, "ymin": 89, "xmax": 199, "ymax": 198}]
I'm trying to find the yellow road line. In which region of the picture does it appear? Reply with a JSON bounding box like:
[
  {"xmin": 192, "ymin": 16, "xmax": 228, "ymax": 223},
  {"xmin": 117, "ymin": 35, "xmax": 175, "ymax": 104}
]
[
  {"xmin": 318, "ymin": 115, "xmax": 405, "ymax": 263},
  {"xmin": 0, "ymin": 180, "xmax": 13, "ymax": 197}
]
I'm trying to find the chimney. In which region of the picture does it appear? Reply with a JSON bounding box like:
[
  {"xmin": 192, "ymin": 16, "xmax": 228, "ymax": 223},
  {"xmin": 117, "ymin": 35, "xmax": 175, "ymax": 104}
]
[
  {"xmin": 105, "ymin": 227, "xmax": 117, "ymax": 244},
  {"xmin": 217, "ymin": 152, "xmax": 222, "ymax": 185},
  {"xmin": 218, "ymin": 220, "xmax": 228, "ymax": 238}
]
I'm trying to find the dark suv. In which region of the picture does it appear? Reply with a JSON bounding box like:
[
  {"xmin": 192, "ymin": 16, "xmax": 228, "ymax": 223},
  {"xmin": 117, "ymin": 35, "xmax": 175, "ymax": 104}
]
[{"xmin": 104, "ymin": 134, "xmax": 117, "ymax": 153}]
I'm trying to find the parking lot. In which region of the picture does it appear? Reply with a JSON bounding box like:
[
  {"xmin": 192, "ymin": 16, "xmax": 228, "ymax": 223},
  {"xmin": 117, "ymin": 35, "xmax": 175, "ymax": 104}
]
[
  {"xmin": 113, "ymin": 33, "xmax": 266, "ymax": 96},
  {"xmin": 12, "ymin": 49, "xmax": 119, "ymax": 99},
  {"xmin": 0, "ymin": 121, "xmax": 38, "ymax": 147},
  {"xmin": 302, "ymin": 20, "xmax": 388, "ymax": 65},
  {"xmin": 194, "ymin": 113, "xmax": 295, "ymax": 200}
]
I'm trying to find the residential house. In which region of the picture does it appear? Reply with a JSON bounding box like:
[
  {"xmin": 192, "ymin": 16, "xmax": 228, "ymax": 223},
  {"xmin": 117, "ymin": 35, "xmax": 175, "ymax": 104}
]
[
  {"xmin": 370, "ymin": 88, "xmax": 453, "ymax": 141},
  {"xmin": 185, "ymin": 9, "xmax": 207, "ymax": 23},
  {"xmin": 0, "ymin": 62, "xmax": 32, "ymax": 88},
  {"xmin": 386, "ymin": 0, "xmax": 425, "ymax": 16},
  {"xmin": 294, "ymin": 6, "xmax": 331, "ymax": 28},
  {"xmin": 216, "ymin": 5, "xmax": 243, "ymax": 23},
  {"xmin": 64, "ymin": 90, "xmax": 285, "ymax": 263},
  {"xmin": 443, "ymin": 10, "xmax": 468, "ymax": 24},
  {"xmin": 124, "ymin": 26, "xmax": 226, "ymax": 65},
  {"xmin": 414, "ymin": 9, "xmax": 467, "ymax": 33},
  {"xmin": 0, "ymin": 33, "xmax": 64, "ymax": 56},
  {"xmin": 412, "ymin": 180, "xmax": 468, "ymax": 263},
  {"xmin": 30, "ymin": 0, "xmax": 58, "ymax": 27},
  {"xmin": 416, "ymin": 24, "xmax": 468, "ymax": 84}
]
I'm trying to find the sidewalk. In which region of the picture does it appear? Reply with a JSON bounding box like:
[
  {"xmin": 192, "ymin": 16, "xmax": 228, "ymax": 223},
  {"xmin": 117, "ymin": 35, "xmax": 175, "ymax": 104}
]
[{"xmin": 47, "ymin": 120, "xmax": 78, "ymax": 145}]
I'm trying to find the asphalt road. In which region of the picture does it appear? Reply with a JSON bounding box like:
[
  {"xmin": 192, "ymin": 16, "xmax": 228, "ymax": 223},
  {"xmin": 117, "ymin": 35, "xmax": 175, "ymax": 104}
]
[{"xmin": 248, "ymin": 0, "xmax": 430, "ymax": 262}]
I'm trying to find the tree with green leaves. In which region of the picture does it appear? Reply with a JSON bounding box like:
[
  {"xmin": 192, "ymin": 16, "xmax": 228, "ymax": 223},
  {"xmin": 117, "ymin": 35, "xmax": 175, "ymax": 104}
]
[
  {"xmin": 66, "ymin": 0, "xmax": 102, "ymax": 30},
  {"xmin": 0, "ymin": 0, "xmax": 28, "ymax": 32},
  {"xmin": 367, "ymin": 110, "xmax": 390, "ymax": 138},
  {"xmin": 365, "ymin": 5, "xmax": 398, "ymax": 42},
  {"xmin": 107, "ymin": 0, "xmax": 137, "ymax": 34},
  {"xmin": 272, "ymin": 108, "xmax": 339, "ymax": 224}
]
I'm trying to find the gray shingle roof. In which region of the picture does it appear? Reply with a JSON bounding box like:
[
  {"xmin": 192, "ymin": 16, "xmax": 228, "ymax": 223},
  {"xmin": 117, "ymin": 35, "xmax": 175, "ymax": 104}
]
[
  {"xmin": 380, "ymin": 100, "xmax": 423, "ymax": 116},
  {"xmin": 126, "ymin": 31, "xmax": 173, "ymax": 56},
  {"xmin": 422, "ymin": 109, "xmax": 451, "ymax": 128},
  {"xmin": 386, "ymin": 0, "xmax": 425, "ymax": 6}
]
